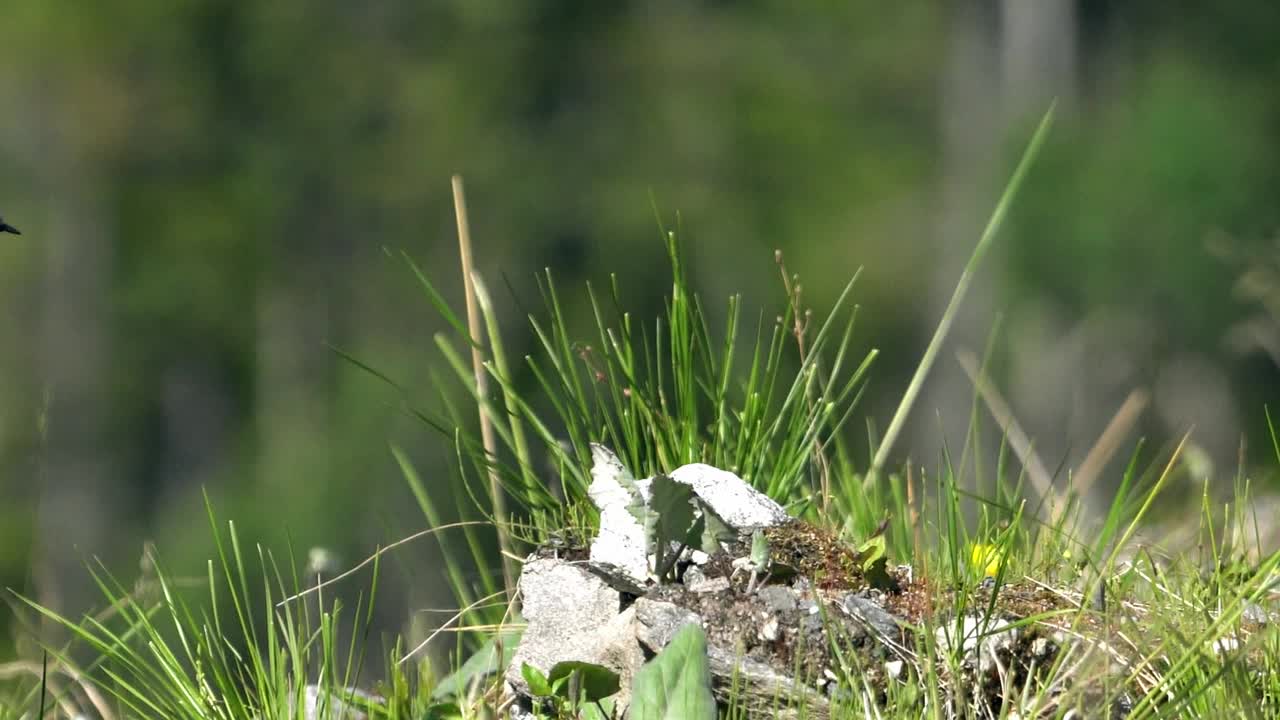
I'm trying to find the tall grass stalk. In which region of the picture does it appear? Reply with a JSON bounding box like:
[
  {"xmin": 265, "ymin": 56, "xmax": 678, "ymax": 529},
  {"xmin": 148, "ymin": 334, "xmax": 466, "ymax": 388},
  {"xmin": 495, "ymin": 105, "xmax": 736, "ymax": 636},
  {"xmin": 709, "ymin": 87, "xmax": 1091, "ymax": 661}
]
[
  {"xmin": 867, "ymin": 102, "xmax": 1057, "ymax": 489},
  {"xmin": 451, "ymin": 175, "xmax": 517, "ymax": 606}
]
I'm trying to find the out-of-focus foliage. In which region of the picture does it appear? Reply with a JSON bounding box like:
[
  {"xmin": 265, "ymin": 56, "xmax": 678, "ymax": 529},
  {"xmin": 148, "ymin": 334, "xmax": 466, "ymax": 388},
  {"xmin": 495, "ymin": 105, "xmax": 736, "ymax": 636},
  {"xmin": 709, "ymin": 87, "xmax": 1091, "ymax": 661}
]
[{"xmin": 0, "ymin": 1, "xmax": 1277, "ymax": 664}]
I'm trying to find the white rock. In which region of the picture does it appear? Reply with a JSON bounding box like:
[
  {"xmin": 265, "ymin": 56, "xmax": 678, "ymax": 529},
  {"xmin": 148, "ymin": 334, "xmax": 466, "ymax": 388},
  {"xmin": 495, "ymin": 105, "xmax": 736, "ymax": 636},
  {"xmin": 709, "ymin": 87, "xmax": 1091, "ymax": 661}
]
[
  {"xmin": 589, "ymin": 443, "xmax": 637, "ymax": 505},
  {"xmin": 587, "ymin": 444, "xmax": 652, "ymax": 589},
  {"xmin": 760, "ymin": 617, "xmax": 780, "ymax": 642},
  {"xmin": 668, "ymin": 463, "xmax": 790, "ymax": 529},
  {"xmin": 589, "ymin": 505, "xmax": 651, "ymax": 590},
  {"xmin": 934, "ymin": 615, "xmax": 1018, "ymax": 675},
  {"xmin": 1030, "ymin": 636, "xmax": 1054, "ymax": 659},
  {"xmin": 586, "ymin": 445, "xmax": 791, "ymax": 592}
]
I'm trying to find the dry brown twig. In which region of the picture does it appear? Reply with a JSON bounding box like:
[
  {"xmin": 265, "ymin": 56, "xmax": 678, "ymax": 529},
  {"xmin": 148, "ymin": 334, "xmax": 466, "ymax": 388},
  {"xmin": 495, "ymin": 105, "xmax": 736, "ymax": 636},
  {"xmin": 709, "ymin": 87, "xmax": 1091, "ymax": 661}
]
[
  {"xmin": 452, "ymin": 175, "xmax": 518, "ymax": 608},
  {"xmin": 956, "ymin": 349, "xmax": 1149, "ymax": 528},
  {"xmin": 956, "ymin": 349, "xmax": 1065, "ymax": 523},
  {"xmin": 775, "ymin": 249, "xmax": 833, "ymax": 513},
  {"xmin": 276, "ymin": 520, "xmax": 502, "ymax": 606}
]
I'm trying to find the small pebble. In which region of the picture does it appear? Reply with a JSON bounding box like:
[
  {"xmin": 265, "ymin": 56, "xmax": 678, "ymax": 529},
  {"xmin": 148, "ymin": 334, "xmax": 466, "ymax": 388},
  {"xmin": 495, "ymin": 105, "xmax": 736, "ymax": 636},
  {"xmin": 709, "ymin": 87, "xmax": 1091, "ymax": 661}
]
[{"xmin": 760, "ymin": 617, "xmax": 780, "ymax": 641}]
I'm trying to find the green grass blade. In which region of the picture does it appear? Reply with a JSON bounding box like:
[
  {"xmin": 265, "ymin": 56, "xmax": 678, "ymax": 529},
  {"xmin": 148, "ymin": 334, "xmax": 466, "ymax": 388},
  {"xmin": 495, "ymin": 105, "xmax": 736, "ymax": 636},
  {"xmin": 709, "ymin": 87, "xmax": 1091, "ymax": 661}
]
[{"xmin": 868, "ymin": 102, "xmax": 1057, "ymax": 488}]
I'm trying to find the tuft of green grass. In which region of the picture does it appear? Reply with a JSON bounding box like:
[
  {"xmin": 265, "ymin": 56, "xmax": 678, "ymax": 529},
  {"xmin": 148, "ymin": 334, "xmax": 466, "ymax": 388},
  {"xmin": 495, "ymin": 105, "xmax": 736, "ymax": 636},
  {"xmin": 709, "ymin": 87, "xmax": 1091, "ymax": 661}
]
[{"xmin": 2, "ymin": 495, "xmax": 415, "ymax": 719}]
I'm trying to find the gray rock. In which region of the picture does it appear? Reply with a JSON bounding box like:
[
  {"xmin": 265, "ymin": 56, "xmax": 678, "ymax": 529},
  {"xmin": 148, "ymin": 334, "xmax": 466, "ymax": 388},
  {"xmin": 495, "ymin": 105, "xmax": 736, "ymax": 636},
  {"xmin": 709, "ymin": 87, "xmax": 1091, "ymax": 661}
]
[
  {"xmin": 587, "ymin": 560, "xmax": 649, "ymax": 595},
  {"xmin": 799, "ymin": 600, "xmax": 823, "ymax": 633},
  {"xmin": 703, "ymin": 646, "xmax": 827, "ymax": 718},
  {"xmin": 506, "ymin": 558, "xmax": 645, "ymax": 702},
  {"xmin": 633, "ymin": 598, "xmax": 828, "ymax": 718},
  {"xmin": 840, "ymin": 595, "xmax": 901, "ymax": 640},
  {"xmin": 634, "ymin": 597, "xmax": 703, "ymax": 652},
  {"xmin": 684, "ymin": 565, "xmax": 731, "ymax": 594},
  {"xmin": 758, "ymin": 585, "xmax": 798, "ymax": 614},
  {"xmin": 1243, "ymin": 601, "xmax": 1271, "ymax": 625}
]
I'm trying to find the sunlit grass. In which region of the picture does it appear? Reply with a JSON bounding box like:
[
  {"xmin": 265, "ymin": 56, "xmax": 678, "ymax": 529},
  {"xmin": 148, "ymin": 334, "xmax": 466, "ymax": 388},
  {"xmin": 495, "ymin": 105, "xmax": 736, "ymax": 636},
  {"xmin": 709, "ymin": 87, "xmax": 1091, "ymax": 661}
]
[{"xmin": 7, "ymin": 103, "xmax": 1280, "ymax": 718}]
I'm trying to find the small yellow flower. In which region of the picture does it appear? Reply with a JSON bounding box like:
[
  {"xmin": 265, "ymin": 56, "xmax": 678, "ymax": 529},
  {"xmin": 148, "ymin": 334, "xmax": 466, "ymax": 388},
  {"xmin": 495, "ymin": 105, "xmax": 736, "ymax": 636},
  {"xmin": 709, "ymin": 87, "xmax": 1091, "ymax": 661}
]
[{"xmin": 969, "ymin": 543, "xmax": 1005, "ymax": 578}]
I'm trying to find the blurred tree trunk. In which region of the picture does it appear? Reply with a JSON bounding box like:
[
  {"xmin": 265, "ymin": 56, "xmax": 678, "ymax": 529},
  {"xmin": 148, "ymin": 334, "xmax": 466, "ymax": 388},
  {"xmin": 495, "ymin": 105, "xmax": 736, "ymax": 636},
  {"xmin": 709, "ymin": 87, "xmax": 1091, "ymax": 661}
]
[
  {"xmin": 254, "ymin": 184, "xmax": 338, "ymax": 510},
  {"xmin": 32, "ymin": 167, "xmax": 117, "ymax": 629},
  {"xmin": 916, "ymin": 1, "xmax": 1076, "ymax": 474},
  {"xmin": 256, "ymin": 271, "xmax": 332, "ymax": 494}
]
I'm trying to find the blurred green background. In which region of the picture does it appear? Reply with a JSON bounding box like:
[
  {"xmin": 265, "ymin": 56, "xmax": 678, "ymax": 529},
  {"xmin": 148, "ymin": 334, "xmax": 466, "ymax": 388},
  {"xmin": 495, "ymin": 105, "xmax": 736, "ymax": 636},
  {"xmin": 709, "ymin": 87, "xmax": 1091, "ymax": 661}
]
[{"xmin": 2, "ymin": 2, "xmax": 1279, "ymax": 659}]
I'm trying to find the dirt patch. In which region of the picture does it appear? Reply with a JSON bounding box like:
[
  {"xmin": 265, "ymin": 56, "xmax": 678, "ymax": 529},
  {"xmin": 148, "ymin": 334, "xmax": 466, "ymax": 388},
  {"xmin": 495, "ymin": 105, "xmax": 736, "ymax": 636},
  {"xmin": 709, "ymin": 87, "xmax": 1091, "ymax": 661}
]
[{"xmin": 649, "ymin": 522, "xmax": 1144, "ymax": 715}]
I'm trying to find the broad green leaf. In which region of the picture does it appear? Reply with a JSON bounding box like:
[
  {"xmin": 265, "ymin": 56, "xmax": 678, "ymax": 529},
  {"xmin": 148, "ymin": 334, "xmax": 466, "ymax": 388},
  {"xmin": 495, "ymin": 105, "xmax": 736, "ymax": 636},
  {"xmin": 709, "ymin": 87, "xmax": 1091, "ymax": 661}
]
[
  {"xmin": 430, "ymin": 628, "xmax": 522, "ymax": 700},
  {"xmin": 749, "ymin": 529, "xmax": 771, "ymax": 569},
  {"xmin": 856, "ymin": 533, "xmax": 886, "ymax": 570},
  {"xmin": 649, "ymin": 475, "xmax": 698, "ymax": 578},
  {"xmin": 650, "ymin": 475, "xmax": 697, "ymax": 543},
  {"xmin": 630, "ymin": 624, "xmax": 716, "ymax": 719},
  {"xmin": 522, "ymin": 662, "xmax": 554, "ymax": 697},
  {"xmin": 579, "ymin": 698, "xmax": 617, "ymax": 720},
  {"xmin": 857, "ymin": 534, "xmax": 896, "ymax": 591},
  {"xmin": 698, "ymin": 505, "xmax": 737, "ymax": 555},
  {"xmin": 547, "ymin": 660, "xmax": 621, "ymax": 702}
]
